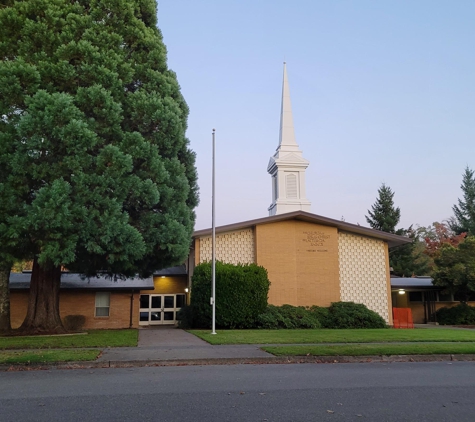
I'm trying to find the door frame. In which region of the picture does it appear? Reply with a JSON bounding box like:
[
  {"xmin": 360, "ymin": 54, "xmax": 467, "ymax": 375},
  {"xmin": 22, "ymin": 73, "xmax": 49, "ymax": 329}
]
[{"xmin": 139, "ymin": 293, "xmax": 186, "ymax": 326}]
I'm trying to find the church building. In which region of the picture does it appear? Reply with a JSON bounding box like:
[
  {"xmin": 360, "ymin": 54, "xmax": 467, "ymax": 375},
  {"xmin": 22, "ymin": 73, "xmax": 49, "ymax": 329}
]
[{"xmin": 189, "ymin": 63, "xmax": 410, "ymax": 325}]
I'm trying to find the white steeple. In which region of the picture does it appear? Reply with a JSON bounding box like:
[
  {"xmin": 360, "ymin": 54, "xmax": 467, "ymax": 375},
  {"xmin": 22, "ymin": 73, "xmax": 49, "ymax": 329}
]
[{"xmin": 268, "ymin": 63, "xmax": 311, "ymax": 216}]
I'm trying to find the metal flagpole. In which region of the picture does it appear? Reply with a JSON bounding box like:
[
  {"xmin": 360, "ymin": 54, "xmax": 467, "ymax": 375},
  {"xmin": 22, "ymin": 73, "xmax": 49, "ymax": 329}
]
[{"xmin": 211, "ymin": 129, "xmax": 216, "ymax": 335}]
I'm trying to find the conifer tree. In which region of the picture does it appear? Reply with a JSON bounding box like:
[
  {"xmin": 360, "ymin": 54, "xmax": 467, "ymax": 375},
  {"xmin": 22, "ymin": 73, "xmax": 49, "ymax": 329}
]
[
  {"xmin": 0, "ymin": 0, "xmax": 198, "ymax": 334},
  {"xmin": 389, "ymin": 227, "xmax": 430, "ymax": 277},
  {"xmin": 450, "ymin": 167, "xmax": 475, "ymax": 235},
  {"xmin": 365, "ymin": 184, "xmax": 400, "ymax": 233},
  {"xmin": 366, "ymin": 184, "xmax": 429, "ymax": 276}
]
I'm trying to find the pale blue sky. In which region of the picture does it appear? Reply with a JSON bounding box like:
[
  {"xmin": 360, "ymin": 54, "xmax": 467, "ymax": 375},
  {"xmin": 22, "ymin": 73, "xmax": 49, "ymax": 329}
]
[{"xmin": 158, "ymin": 1, "xmax": 474, "ymax": 231}]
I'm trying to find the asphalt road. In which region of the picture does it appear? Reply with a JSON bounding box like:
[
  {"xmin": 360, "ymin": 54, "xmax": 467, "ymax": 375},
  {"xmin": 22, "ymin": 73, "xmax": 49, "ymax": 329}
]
[{"xmin": 2, "ymin": 362, "xmax": 475, "ymax": 421}]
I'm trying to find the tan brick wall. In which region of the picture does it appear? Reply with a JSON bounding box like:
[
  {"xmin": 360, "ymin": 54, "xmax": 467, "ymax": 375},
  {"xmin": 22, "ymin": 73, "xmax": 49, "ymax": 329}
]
[
  {"xmin": 256, "ymin": 221, "xmax": 340, "ymax": 307},
  {"xmin": 338, "ymin": 232, "xmax": 391, "ymax": 323},
  {"xmin": 199, "ymin": 229, "xmax": 255, "ymax": 264},
  {"xmin": 146, "ymin": 276, "xmax": 187, "ymax": 294},
  {"xmin": 10, "ymin": 290, "xmax": 140, "ymax": 329}
]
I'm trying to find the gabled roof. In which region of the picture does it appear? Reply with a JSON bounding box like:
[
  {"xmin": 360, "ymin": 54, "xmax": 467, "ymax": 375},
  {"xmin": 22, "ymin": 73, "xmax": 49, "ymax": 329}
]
[
  {"xmin": 10, "ymin": 272, "xmax": 154, "ymax": 291},
  {"xmin": 193, "ymin": 210, "xmax": 411, "ymax": 248}
]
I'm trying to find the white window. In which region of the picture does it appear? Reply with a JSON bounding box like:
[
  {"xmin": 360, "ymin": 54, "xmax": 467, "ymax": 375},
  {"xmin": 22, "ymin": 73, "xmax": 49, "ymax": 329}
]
[{"xmin": 95, "ymin": 292, "xmax": 110, "ymax": 317}]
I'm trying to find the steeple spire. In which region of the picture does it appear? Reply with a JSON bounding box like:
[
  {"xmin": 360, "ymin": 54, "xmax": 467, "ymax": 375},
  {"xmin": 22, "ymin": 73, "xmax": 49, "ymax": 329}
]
[
  {"xmin": 267, "ymin": 63, "xmax": 311, "ymax": 216},
  {"xmin": 278, "ymin": 62, "xmax": 298, "ymax": 149}
]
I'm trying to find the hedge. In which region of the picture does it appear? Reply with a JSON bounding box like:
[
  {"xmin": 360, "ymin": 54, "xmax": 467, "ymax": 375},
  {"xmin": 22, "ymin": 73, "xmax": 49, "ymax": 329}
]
[
  {"xmin": 256, "ymin": 302, "xmax": 387, "ymax": 329},
  {"xmin": 323, "ymin": 302, "xmax": 387, "ymax": 329},
  {"xmin": 189, "ymin": 261, "xmax": 270, "ymax": 329},
  {"xmin": 436, "ymin": 303, "xmax": 475, "ymax": 325}
]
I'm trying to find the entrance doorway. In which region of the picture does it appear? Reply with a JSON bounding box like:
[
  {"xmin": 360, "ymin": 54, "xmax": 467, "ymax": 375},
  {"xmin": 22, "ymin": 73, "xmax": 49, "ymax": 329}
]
[{"xmin": 139, "ymin": 294, "xmax": 186, "ymax": 326}]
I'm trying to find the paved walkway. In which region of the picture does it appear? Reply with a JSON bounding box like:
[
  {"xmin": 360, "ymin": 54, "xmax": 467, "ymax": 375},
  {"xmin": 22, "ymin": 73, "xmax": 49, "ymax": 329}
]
[
  {"xmin": 97, "ymin": 324, "xmax": 475, "ymax": 364},
  {"xmin": 97, "ymin": 327, "xmax": 273, "ymax": 363}
]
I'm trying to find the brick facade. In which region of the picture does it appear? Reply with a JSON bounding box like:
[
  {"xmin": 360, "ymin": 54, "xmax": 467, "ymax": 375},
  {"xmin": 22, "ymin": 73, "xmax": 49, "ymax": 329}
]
[
  {"xmin": 194, "ymin": 218, "xmax": 396, "ymax": 322},
  {"xmin": 10, "ymin": 290, "xmax": 140, "ymax": 329}
]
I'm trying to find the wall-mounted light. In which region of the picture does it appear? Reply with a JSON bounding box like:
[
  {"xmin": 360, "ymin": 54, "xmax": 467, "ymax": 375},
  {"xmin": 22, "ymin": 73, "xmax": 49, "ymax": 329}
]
[
  {"xmin": 185, "ymin": 288, "xmax": 189, "ymax": 293},
  {"xmin": 398, "ymin": 289, "xmax": 405, "ymax": 295},
  {"xmin": 161, "ymin": 276, "xmax": 165, "ymax": 278}
]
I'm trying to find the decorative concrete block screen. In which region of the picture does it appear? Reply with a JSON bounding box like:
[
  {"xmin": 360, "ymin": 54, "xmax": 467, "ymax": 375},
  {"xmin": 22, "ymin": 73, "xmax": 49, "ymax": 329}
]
[
  {"xmin": 199, "ymin": 229, "xmax": 255, "ymax": 265},
  {"xmin": 338, "ymin": 232, "xmax": 390, "ymax": 323}
]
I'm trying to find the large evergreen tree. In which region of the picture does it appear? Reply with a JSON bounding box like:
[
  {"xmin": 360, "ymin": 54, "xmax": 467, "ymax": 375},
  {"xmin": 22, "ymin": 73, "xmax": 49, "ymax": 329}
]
[
  {"xmin": 0, "ymin": 0, "xmax": 198, "ymax": 334},
  {"xmin": 0, "ymin": 174, "xmax": 19, "ymax": 333},
  {"xmin": 450, "ymin": 167, "xmax": 475, "ymax": 236},
  {"xmin": 365, "ymin": 184, "xmax": 401, "ymax": 233}
]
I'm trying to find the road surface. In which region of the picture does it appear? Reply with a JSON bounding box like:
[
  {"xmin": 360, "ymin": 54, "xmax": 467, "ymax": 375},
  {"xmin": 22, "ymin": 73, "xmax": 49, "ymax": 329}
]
[{"xmin": 2, "ymin": 362, "xmax": 475, "ymax": 421}]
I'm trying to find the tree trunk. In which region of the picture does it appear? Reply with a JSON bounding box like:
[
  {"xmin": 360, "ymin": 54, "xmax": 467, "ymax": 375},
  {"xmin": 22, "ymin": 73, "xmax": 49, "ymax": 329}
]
[
  {"xmin": 19, "ymin": 258, "xmax": 66, "ymax": 335},
  {"xmin": 0, "ymin": 266, "xmax": 11, "ymax": 335}
]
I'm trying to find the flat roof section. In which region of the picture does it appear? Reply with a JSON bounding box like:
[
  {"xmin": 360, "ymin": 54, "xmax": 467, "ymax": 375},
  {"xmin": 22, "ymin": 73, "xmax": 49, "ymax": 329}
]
[
  {"xmin": 390, "ymin": 277, "xmax": 436, "ymax": 290},
  {"xmin": 9, "ymin": 272, "xmax": 154, "ymax": 291}
]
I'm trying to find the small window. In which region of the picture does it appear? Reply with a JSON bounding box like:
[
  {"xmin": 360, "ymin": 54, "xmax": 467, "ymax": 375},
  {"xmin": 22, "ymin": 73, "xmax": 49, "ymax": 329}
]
[
  {"xmin": 454, "ymin": 292, "xmax": 475, "ymax": 302},
  {"xmin": 140, "ymin": 294, "xmax": 150, "ymax": 309},
  {"xmin": 176, "ymin": 294, "xmax": 186, "ymax": 308},
  {"xmin": 408, "ymin": 292, "xmax": 422, "ymax": 302},
  {"xmin": 95, "ymin": 292, "xmax": 110, "ymax": 317},
  {"xmin": 438, "ymin": 292, "xmax": 454, "ymax": 302}
]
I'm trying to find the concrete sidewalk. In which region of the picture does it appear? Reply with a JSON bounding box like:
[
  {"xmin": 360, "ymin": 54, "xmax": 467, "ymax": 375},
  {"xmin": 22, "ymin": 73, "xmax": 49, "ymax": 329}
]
[
  {"xmin": 96, "ymin": 327, "xmax": 273, "ymax": 363},
  {"xmin": 4, "ymin": 327, "xmax": 475, "ymax": 371}
]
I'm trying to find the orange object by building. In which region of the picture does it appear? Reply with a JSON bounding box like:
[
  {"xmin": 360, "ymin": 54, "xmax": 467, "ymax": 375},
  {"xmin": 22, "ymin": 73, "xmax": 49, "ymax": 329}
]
[{"xmin": 392, "ymin": 308, "xmax": 414, "ymax": 329}]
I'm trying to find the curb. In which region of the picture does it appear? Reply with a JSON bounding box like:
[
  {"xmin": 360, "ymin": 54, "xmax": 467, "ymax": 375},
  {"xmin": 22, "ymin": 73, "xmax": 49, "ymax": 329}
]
[{"xmin": 2, "ymin": 353, "xmax": 475, "ymax": 372}]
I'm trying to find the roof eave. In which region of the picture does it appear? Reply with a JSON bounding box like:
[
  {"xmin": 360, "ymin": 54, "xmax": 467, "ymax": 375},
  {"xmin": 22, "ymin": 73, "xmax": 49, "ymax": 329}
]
[{"xmin": 193, "ymin": 211, "xmax": 411, "ymax": 247}]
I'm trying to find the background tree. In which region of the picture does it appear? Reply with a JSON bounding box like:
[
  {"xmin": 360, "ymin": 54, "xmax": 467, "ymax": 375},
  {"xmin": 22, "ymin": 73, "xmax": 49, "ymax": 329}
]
[
  {"xmin": 366, "ymin": 184, "xmax": 430, "ymax": 276},
  {"xmin": 422, "ymin": 222, "xmax": 467, "ymax": 258},
  {"xmin": 366, "ymin": 183, "xmax": 401, "ymax": 233},
  {"xmin": 0, "ymin": 0, "xmax": 198, "ymax": 334},
  {"xmin": 389, "ymin": 226, "xmax": 431, "ymax": 277},
  {"xmin": 449, "ymin": 167, "xmax": 475, "ymax": 235},
  {"xmin": 433, "ymin": 237, "xmax": 475, "ymax": 302}
]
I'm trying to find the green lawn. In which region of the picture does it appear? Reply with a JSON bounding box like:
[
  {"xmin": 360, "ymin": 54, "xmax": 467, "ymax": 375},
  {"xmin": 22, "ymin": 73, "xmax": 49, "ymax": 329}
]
[
  {"xmin": 0, "ymin": 349, "xmax": 100, "ymax": 364},
  {"xmin": 0, "ymin": 329, "xmax": 138, "ymax": 350},
  {"xmin": 263, "ymin": 343, "xmax": 475, "ymax": 357},
  {"xmin": 189, "ymin": 328, "xmax": 475, "ymax": 345}
]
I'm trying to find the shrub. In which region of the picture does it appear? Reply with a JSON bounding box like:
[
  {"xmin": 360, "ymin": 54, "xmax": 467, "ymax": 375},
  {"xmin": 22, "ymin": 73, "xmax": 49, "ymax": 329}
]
[
  {"xmin": 436, "ymin": 304, "xmax": 475, "ymax": 325},
  {"xmin": 63, "ymin": 315, "xmax": 86, "ymax": 332},
  {"xmin": 257, "ymin": 305, "xmax": 321, "ymax": 329},
  {"xmin": 308, "ymin": 306, "xmax": 330, "ymax": 325},
  {"xmin": 176, "ymin": 305, "xmax": 194, "ymax": 329},
  {"xmin": 257, "ymin": 305, "xmax": 291, "ymax": 329},
  {"xmin": 190, "ymin": 261, "xmax": 270, "ymax": 329},
  {"xmin": 323, "ymin": 302, "xmax": 387, "ymax": 329}
]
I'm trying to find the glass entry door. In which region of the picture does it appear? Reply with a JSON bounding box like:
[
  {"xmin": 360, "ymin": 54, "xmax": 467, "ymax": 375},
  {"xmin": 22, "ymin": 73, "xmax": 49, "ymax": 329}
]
[{"xmin": 139, "ymin": 294, "xmax": 185, "ymax": 326}]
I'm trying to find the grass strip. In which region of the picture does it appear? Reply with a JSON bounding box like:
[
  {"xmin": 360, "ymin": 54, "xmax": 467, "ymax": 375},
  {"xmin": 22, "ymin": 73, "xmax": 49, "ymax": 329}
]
[
  {"xmin": 189, "ymin": 328, "xmax": 475, "ymax": 345},
  {"xmin": 0, "ymin": 329, "xmax": 138, "ymax": 350},
  {"xmin": 263, "ymin": 343, "xmax": 475, "ymax": 357},
  {"xmin": 0, "ymin": 349, "xmax": 100, "ymax": 364}
]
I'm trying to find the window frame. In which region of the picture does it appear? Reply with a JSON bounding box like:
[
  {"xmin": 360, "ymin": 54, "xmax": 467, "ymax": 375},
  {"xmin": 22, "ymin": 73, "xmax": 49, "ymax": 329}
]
[{"xmin": 95, "ymin": 292, "xmax": 111, "ymax": 317}]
